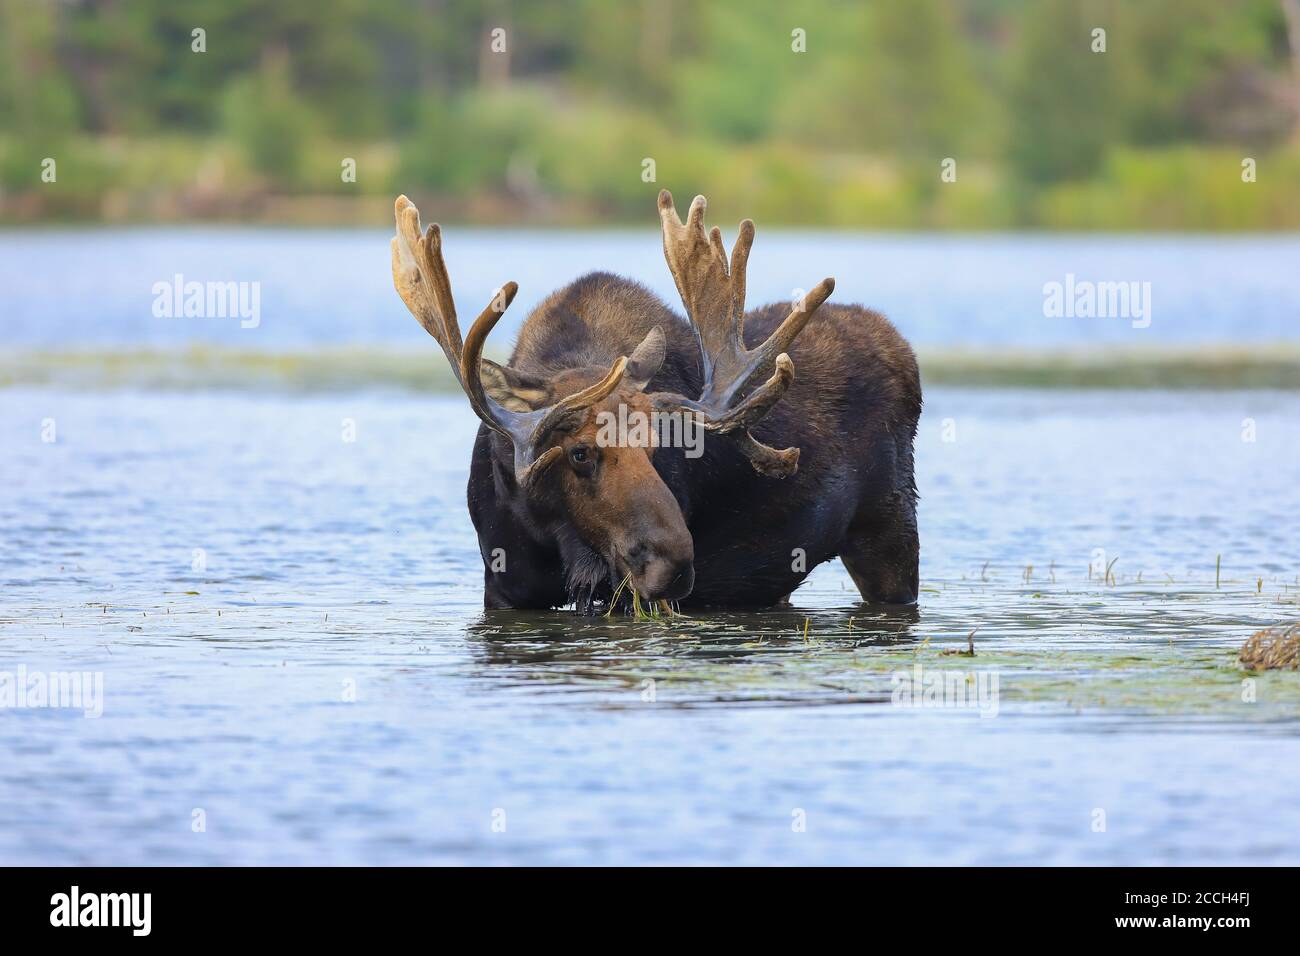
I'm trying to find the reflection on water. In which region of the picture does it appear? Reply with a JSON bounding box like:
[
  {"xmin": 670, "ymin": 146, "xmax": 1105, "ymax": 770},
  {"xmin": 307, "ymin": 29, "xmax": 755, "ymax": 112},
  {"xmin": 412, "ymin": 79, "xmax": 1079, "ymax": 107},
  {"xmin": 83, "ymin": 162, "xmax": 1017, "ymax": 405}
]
[
  {"xmin": 0, "ymin": 385, "xmax": 1298, "ymax": 864},
  {"xmin": 469, "ymin": 604, "xmax": 921, "ymax": 655},
  {"xmin": 466, "ymin": 606, "xmax": 922, "ymax": 707}
]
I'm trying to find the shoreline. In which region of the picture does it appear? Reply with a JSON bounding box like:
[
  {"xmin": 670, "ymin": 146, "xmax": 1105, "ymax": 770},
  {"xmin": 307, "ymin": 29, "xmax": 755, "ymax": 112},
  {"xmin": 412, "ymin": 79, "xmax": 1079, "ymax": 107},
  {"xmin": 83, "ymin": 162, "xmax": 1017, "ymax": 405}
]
[{"xmin": 5, "ymin": 344, "xmax": 1299, "ymax": 392}]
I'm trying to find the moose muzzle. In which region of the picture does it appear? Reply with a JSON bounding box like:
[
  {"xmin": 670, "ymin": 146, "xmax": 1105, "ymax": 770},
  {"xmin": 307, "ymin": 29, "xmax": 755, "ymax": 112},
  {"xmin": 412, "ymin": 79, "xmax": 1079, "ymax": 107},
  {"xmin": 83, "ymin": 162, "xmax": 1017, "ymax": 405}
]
[{"xmin": 614, "ymin": 483, "xmax": 695, "ymax": 602}]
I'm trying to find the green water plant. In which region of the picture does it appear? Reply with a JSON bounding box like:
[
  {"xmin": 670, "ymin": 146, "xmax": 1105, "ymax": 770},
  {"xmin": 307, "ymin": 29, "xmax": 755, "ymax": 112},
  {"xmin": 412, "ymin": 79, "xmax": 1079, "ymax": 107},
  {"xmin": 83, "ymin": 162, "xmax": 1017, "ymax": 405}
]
[{"xmin": 604, "ymin": 573, "xmax": 682, "ymax": 621}]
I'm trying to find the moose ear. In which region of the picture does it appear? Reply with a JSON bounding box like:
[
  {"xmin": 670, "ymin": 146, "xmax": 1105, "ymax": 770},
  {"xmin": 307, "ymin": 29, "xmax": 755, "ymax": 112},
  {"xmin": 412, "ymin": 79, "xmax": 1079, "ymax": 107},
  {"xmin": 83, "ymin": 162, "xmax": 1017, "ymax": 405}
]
[
  {"xmin": 624, "ymin": 326, "xmax": 666, "ymax": 392},
  {"xmin": 479, "ymin": 360, "xmax": 551, "ymax": 412}
]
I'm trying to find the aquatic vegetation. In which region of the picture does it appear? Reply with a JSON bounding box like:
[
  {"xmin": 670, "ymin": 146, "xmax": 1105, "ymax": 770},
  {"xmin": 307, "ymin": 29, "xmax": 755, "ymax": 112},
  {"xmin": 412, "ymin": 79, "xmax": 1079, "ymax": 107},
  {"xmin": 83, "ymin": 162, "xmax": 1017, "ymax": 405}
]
[
  {"xmin": 941, "ymin": 631, "xmax": 978, "ymax": 657},
  {"xmin": 8, "ymin": 344, "xmax": 1300, "ymax": 393},
  {"xmin": 603, "ymin": 573, "xmax": 683, "ymax": 621}
]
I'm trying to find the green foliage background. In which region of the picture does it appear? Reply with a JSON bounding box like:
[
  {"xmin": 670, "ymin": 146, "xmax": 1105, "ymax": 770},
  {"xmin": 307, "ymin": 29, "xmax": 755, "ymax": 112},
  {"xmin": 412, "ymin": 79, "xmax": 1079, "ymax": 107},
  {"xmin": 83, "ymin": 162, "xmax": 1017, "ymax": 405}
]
[{"xmin": 1, "ymin": 0, "xmax": 1297, "ymax": 227}]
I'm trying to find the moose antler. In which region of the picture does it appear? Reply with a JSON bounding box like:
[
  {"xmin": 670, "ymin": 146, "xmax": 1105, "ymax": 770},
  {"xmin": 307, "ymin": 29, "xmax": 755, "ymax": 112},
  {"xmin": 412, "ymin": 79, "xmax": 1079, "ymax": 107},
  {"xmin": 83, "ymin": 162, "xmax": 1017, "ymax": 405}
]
[
  {"xmin": 652, "ymin": 190, "xmax": 835, "ymax": 477},
  {"xmin": 391, "ymin": 195, "xmax": 629, "ymax": 485}
]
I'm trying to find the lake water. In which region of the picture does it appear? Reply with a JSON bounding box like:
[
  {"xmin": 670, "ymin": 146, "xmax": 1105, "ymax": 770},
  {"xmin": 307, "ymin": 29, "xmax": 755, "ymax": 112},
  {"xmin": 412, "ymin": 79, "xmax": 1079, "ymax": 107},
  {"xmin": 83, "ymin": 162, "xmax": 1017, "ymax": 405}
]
[
  {"xmin": 3, "ymin": 228, "xmax": 1299, "ymax": 350},
  {"xmin": 1, "ymin": 230, "xmax": 1298, "ymax": 864}
]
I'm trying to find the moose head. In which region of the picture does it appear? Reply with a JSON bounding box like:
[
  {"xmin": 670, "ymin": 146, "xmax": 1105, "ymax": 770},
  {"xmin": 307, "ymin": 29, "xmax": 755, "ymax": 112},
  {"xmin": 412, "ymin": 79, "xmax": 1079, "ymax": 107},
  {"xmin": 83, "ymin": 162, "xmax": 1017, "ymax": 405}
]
[{"xmin": 390, "ymin": 192, "xmax": 833, "ymax": 605}]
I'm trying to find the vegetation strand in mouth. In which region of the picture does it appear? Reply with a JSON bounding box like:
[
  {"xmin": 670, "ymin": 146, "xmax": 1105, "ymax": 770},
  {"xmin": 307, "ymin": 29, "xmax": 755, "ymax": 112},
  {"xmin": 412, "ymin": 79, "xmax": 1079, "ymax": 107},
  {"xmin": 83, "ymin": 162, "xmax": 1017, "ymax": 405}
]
[{"xmin": 603, "ymin": 573, "xmax": 683, "ymax": 621}]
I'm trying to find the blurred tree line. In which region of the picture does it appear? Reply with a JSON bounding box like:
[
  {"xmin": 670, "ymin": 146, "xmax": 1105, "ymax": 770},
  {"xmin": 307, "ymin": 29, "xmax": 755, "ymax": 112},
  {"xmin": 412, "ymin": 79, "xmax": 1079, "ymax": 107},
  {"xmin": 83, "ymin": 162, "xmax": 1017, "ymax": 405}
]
[{"xmin": 1, "ymin": 0, "xmax": 1297, "ymax": 226}]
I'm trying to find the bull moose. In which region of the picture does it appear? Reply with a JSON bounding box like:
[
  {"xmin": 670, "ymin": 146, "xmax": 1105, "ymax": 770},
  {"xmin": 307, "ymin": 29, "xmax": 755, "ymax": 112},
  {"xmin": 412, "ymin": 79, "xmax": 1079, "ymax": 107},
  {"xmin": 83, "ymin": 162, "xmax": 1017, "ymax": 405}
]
[{"xmin": 390, "ymin": 191, "xmax": 921, "ymax": 610}]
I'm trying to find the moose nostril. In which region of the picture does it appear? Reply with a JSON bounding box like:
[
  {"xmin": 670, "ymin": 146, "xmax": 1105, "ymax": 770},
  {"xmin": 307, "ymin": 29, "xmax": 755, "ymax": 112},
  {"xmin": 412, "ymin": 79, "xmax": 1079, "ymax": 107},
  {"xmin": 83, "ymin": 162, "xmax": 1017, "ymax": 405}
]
[{"xmin": 662, "ymin": 561, "xmax": 695, "ymax": 599}]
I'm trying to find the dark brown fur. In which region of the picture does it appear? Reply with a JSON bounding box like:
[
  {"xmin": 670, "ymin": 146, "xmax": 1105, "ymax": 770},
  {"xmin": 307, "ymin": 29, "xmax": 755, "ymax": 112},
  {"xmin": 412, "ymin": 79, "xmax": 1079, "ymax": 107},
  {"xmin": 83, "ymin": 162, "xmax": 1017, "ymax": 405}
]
[{"xmin": 467, "ymin": 272, "xmax": 921, "ymax": 609}]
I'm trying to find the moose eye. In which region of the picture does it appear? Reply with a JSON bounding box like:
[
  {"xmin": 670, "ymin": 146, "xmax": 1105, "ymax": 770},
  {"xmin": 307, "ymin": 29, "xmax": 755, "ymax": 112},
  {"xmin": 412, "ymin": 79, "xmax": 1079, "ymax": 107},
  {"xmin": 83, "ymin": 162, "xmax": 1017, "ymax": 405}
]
[{"xmin": 569, "ymin": 444, "xmax": 596, "ymax": 473}]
